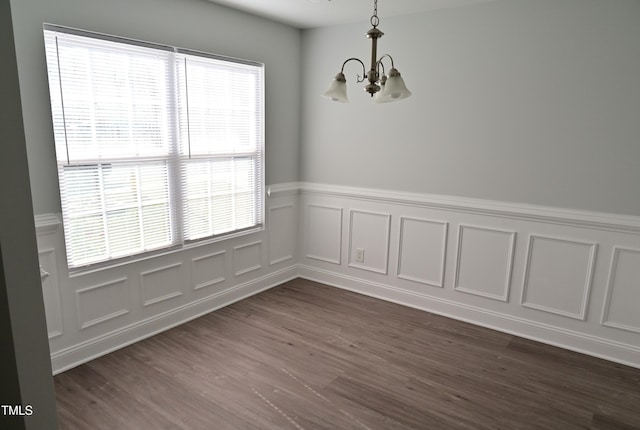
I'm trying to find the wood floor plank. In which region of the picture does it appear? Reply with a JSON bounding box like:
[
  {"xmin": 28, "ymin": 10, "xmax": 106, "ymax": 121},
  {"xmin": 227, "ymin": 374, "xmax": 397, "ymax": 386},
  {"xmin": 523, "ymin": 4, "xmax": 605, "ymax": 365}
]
[{"xmin": 55, "ymin": 279, "xmax": 640, "ymax": 429}]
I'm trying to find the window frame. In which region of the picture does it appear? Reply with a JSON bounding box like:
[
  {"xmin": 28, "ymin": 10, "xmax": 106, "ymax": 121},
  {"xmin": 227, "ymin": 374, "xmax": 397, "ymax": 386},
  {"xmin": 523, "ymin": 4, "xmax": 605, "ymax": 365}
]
[{"xmin": 43, "ymin": 24, "xmax": 265, "ymax": 272}]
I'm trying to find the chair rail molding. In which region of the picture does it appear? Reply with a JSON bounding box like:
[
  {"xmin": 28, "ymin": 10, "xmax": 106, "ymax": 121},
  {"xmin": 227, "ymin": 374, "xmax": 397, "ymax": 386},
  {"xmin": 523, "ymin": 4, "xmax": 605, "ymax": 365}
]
[
  {"xmin": 298, "ymin": 182, "xmax": 640, "ymax": 235},
  {"xmin": 34, "ymin": 213, "xmax": 61, "ymax": 236}
]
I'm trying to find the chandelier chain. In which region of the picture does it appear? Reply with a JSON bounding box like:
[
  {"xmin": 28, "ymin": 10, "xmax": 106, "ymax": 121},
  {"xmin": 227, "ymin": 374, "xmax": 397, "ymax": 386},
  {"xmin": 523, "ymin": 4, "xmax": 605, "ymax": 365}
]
[{"xmin": 370, "ymin": 0, "xmax": 379, "ymax": 27}]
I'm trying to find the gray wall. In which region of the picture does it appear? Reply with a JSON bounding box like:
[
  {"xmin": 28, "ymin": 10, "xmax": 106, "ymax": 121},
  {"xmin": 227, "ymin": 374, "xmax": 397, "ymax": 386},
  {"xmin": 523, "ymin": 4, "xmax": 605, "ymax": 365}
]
[
  {"xmin": 1, "ymin": 0, "xmax": 57, "ymax": 428},
  {"xmin": 10, "ymin": 0, "xmax": 302, "ymax": 215},
  {"xmin": 16, "ymin": 0, "xmax": 640, "ymax": 216},
  {"xmin": 301, "ymin": 0, "xmax": 640, "ymax": 216}
]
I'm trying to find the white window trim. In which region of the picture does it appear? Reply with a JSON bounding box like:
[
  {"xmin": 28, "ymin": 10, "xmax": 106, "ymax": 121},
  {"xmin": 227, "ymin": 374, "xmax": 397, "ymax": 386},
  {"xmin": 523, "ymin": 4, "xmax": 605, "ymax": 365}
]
[{"xmin": 44, "ymin": 24, "xmax": 265, "ymax": 271}]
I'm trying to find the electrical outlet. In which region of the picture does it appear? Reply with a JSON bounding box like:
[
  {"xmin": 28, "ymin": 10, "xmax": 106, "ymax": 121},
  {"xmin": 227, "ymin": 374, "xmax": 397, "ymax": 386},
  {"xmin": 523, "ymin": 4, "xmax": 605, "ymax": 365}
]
[{"xmin": 355, "ymin": 248, "xmax": 365, "ymax": 263}]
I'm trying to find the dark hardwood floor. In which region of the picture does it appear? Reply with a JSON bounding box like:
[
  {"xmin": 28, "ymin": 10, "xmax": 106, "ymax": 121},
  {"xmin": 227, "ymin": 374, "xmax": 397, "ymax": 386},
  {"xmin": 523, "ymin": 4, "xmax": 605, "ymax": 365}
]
[{"xmin": 55, "ymin": 278, "xmax": 640, "ymax": 429}]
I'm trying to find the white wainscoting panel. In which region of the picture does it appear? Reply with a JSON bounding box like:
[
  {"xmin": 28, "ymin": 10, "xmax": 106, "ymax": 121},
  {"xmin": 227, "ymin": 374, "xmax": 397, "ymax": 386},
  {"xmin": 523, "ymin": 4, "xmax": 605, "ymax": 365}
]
[
  {"xmin": 191, "ymin": 251, "xmax": 226, "ymax": 291},
  {"xmin": 601, "ymin": 247, "xmax": 640, "ymax": 333},
  {"xmin": 269, "ymin": 204, "xmax": 296, "ymax": 265},
  {"xmin": 454, "ymin": 225, "xmax": 516, "ymax": 302},
  {"xmin": 234, "ymin": 241, "xmax": 263, "ymax": 276},
  {"xmin": 348, "ymin": 210, "xmax": 391, "ymax": 274},
  {"xmin": 521, "ymin": 235, "xmax": 597, "ymax": 320},
  {"xmin": 298, "ymin": 182, "xmax": 640, "ymax": 368},
  {"xmin": 35, "ymin": 185, "xmax": 300, "ymax": 374},
  {"xmin": 140, "ymin": 263, "xmax": 184, "ymax": 307},
  {"xmin": 397, "ymin": 217, "xmax": 448, "ymax": 288},
  {"xmin": 32, "ymin": 184, "xmax": 640, "ymax": 373},
  {"xmin": 305, "ymin": 204, "xmax": 343, "ymax": 264},
  {"xmin": 39, "ymin": 248, "xmax": 63, "ymax": 339},
  {"xmin": 76, "ymin": 278, "xmax": 129, "ymax": 329}
]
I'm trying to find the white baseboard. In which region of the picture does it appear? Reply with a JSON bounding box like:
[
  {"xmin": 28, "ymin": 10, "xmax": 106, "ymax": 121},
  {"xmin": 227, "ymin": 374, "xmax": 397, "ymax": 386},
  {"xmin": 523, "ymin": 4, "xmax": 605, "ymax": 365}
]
[
  {"xmin": 298, "ymin": 265, "xmax": 640, "ymax": 369},
  {"xmin": 51, "ymin": 266, "xmax": 298, "ymax": 374}
]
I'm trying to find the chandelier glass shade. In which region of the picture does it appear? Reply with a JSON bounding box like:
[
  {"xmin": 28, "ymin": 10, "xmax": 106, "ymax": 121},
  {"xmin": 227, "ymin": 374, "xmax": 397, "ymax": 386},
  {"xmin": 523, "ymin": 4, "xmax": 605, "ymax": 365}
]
[{"xmin": 322, "ymin": 0, "xmax": 411, "ymax": 103}]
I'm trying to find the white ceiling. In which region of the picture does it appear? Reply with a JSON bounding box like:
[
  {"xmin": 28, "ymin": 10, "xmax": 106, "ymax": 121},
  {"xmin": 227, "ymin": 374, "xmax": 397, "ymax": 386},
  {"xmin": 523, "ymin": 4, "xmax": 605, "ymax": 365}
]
[{"xmin": 205, "ymin": 0, "xmax": 495, "ymax": 29}]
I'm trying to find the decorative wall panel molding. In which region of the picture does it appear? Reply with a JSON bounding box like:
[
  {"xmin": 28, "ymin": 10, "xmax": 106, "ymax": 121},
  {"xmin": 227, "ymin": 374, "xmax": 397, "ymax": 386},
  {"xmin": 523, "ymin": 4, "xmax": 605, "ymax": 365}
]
[
  {"xmin": 140, "ymin": 263, "xmax": 184, "ymax": 307},
  {"xmin": 32, "ymin": 183, "xmax": 640, "ymax": 373},
  {"xmin": 397, "ymin": 217, "xmax": 448, "ymax": 287},
  {"xmin": 521, "ymin": 235, "xmax": 597, "ymax": 320},
  {"xmin": 35, "ymin": 189, "xmax": 300, "ymax": 374},
  {"xmin": 305, "ymin": 204, "xmax": 343, "ymax": 264},
  {"xmin": 191, "ymin": 251, "xmax": 226, "ymax": 291},
  {"xmin": 454, "ymin": 225, "xmax": 516, "ymax": 302},
  {"xmin": 76, "ymin": 278, "xmax": 129, "ymax": 329},
  {"xmin": 268, "ymin": 204, "xmax": 296, "ymax": 265},
  {"xmin": 39, "ymin": 248, "xmax": 63, "ymax": 338},
  {"xmin": 601, "ymin": 247, "xmax": 640, "ymax": 333},
  {"xmin": 348, "ymin": 210, "xmax": 391, "ymax": 274},
  {"xmin": 234, "ymin": 241, "xmax": 263, "ymax": 276},
  {"xmin": 298, "ymin": 182, "xmax": 640, "ymax": 369}
]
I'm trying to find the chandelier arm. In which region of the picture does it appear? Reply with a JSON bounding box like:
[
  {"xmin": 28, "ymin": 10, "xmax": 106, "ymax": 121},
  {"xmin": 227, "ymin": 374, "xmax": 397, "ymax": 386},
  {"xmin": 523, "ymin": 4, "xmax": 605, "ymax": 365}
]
[
  {"xmin": 340, "ymin": 57, "xmax": 367, "ymax": 83},
  {"xmin": 377, "ymin": 53, "xmax": 395, "ymax": 71}
]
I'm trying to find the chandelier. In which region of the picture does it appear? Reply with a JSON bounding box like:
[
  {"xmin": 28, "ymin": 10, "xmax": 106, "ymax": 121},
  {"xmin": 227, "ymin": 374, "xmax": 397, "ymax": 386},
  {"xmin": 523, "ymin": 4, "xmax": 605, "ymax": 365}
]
[{"xmin": 322, "ymin": 0, "xmax": 412, "ymax": 103}]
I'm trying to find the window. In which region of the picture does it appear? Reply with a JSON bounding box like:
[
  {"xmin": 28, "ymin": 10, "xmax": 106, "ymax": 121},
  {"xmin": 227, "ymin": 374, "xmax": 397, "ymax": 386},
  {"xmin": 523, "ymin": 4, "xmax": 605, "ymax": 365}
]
[{"xmin": 43, "ymin": 25, "xmax": 264, "ymax": 269}]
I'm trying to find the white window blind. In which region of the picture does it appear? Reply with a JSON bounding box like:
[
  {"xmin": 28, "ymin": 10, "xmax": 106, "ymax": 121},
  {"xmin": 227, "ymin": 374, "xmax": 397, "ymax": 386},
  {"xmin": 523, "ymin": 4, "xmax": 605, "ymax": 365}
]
[
  {"xmin": 44, "ymin": 25, "xmax": 264, "ymax": 269},
  {"xmin": 179, "ymin": 55, "xmax": 263, "ymax": 241}
]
